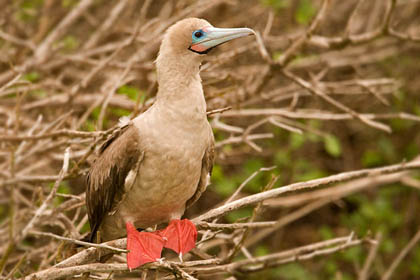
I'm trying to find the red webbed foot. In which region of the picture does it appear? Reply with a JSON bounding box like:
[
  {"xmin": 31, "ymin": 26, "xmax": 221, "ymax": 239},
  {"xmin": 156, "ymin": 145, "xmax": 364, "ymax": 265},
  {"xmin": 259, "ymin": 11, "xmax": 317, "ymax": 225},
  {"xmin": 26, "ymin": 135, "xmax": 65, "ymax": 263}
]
[
  {"xmin": 158, "ymin": 219, "xmax": 198, "ymax": 260},
  {"xmin": 126, "ymin": 222, "xmax": 165, "ymax": 270}
]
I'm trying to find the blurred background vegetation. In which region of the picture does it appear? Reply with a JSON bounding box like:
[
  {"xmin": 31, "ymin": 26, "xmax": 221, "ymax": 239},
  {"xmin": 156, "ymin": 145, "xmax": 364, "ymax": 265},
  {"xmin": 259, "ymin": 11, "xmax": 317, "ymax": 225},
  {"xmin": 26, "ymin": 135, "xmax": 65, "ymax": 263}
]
[{"xmin": 1, "ymin": 0, "xmax": 420, "ymax": 279}]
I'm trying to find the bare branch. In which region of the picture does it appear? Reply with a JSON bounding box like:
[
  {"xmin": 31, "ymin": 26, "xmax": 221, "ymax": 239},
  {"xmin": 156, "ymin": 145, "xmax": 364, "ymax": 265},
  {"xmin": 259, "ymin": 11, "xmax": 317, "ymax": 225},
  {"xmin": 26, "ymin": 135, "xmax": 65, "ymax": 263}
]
[
  {"xmin": 193, "ymin": 159, "xmax": 420, "ymax": 222},
  {"xmin": 382, "ymin": 229, "xmax": 420, "ymax": 280}
]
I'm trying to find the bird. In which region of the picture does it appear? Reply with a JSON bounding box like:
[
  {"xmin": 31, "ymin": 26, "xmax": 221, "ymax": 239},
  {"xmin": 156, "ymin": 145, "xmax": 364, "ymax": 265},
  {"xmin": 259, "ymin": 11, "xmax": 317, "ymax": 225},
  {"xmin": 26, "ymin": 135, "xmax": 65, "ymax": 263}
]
[{"xmin": 86, "ymin": 17, "xmax": 254, "ymax": 269}]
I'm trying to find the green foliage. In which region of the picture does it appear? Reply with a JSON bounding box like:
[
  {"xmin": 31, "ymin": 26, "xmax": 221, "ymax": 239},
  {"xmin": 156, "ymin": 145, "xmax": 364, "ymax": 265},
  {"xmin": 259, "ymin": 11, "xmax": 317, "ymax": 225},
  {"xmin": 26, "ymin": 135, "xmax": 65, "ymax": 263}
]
[
  {"xmin": 289, "ymin": 133, "xmax": 305, "ymax": 150},
  {"xmin": 261, "ymin": 0, "xmax": 289, "ymax": 12},
  {"xmin": 83, "ymin": 120, "xmax": 96, "ymax": 132},
  {"xmin": 340, "ymin": 186, "xmax": 403, "ymax": 236},
  {"xmin": 213, "ymin": 105, "xmax": 417, "ymax": 278},
  {"xmin": 362, "ymin": 149, "xmax": 383, "ymax": 167},
  {"xmin": 226, "ymin": 207, "xmax": 253, "ymax": 223},
  {"xmin": 323, "ymin": 134, "xmax": 342, "ymax": 157},
  {"xmin": 80, "ymin": 220, "xmax": 91, "ymax": 234},
  {"xmin": 211, "ymin": 156, "xmax": 271, "ymax": 198},
  {"xmin": 390, "ymin": 118, "xmax": 413, "ymax": 132},
  {"xmin": 409, "ymin": 246, "xmax": 420, "ymax": 276},
  {"xmin": 243, "ymin": 158, "xmax": 264, "ymax": 192},
  {"xmin": 60, "ymin": 35, "xmax": 79, "ymax": 51},
  {"xmin": 382, "ymin": 237, "xmax": 395, "ymax": 254},
  {"xmin": 82, "ymin": 107, "xmax": 106, "ymax": 131},
  {"xmin": 272, "ymin": 51, "xmax": 283, "ymax": 61},
  {"xmin": 3, "ymin": 1, "xmax": 420, "ymax": 278},
  {"xmin": 16, "ymin": 0, "xmax": 43, "ymax": 21},
  {"xmin": 62, "ymin": 0, "xmax": 79, "ymax": 8},
  {"xmin": 274, "ymin": 149, "xmax": 291, "ymax": 167},
  {"xmin": 110, "ymin": 108, "xmax": 131, "ymax": 117},
  {"xmin": 294, "ymin": 159, "xmax": 327, "ymax": 181},
  {"xmin": 362, "ymin": 137, "xmax": 397, "ymax": 167},
  {"xmin": 53, "ymin": 181, "xmax": 71, "ymax": 206},
  {"xmin": 295, "ymin": 0, "xmax": 316, "ymax": 25},
  {"xmin": 0, "ymin": 205, "xmax": 5, "ymax": 223},
  {"xmin": 340, "ymin": 246, "xmax": 363, "ymax": 263},
  {"xmin": 29, "ymin": 89, "xmax": 47, "ymax": 98},
  {"xmin": 413, "ymin": 104, "xmax": 420, "ymax": 116},
  {"xmin": 212, "ymin": 165, "xmax": 237, "ymax": 197},
  {"xmin": 22, "ymin": 71, "xmax": 41, "ymax": 83},
  {"xmin": 319, "ymin": 225, "xmax": 335, "ymax": 240},
  {"xmin": 91, "ymin": 106, "xmax": 101, "ymax": 120},
  {"xmin": 117, "ymin": 85, "xmax": 141, "ymax": 101},
  {"xmin": 254, "ymin": 245, "xmax": 270, "ymax": 257},
  {"xmin": 404, "ymin": 142, "xmax": 419, "ymax": 159},
  {"xmin": 274, "ymin": 263, "xmax": 316, "ymax": 280}
]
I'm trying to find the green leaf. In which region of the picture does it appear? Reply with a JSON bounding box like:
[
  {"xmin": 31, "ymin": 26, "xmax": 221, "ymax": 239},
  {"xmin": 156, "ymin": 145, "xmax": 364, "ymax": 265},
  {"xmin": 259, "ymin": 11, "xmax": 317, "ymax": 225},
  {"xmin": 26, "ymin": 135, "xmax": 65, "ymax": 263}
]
[
  {"xmin": 319, "ymin": 225, "xmax": 334, "ymax": 240},
  {"xmin": 22, "ymin": 71, "xmax": 40, "ymax": 82},
  {"xmin": 117, "ymin": 85, "xmax": 141, "ymax": 101},
  {"xmin": 61, "ymin": 35, "xmax": 79, "ymax": 51},
  {"xmin": 290, "ymin": 133, "xmax": 305, "ymax": 150},
  {"xmin": 409, "ymin": 246, "xmax": 420, "ymax": 275},
  {"xmin": 295, "ymin": 0, "xmax": 316, "ymax": 25},
  {"xmin": 273, "ymin": 51, "xmax": 283, "ymax": 61},
  {"xmin": 324, "ymin": 135, "xmax": 342, "ymax": 157},
  {"xmin": 324, "ymin": 260, "xmax": 337, "ymax": 275},
  {"xmin": 261, "ymin": 0, "xmax": 289, "ymax": 12},
  {"xmin": 54, "ymin": 181, "xmax": 70, "ymax": 205},
  {"xmin": 404, "ymin": 142, "xmax": 419, "ymax": 159},
  {"xmin": 111, "ymin": 108, "xmax": 131, "ymax": 117},
  {"xmin": 213, "ymin": 179, "xmax": 236, "ymax": 197},
  {"xmin": 83, "ymin": 120, "xmax": 96, "ymax": 132},
  {"xmin": 80, "ymin": 220, "xmax": 91, "ymax": 233},
  {"xmin": 414, "ymin": 105, "xmax": 420, "ymax": 116},
  {"xmin": 378, "ymin": 137, "xmax": 396, "ymax": 161},
  {"xmin": 274, "ymin": 263, "xmax": 315, "ymax": 280},
  {"xmin": 211, "ymin": 165, "xmax": 224, "ymax": 182},
  {"xmin": 62, "ymin": 0, "xmax": 79, "ymax": 8},
  {"xmin": 17, "ymin": 0, "xmax": 43, "ymax": 21},
  {"xmin": 91, "ymin": 107, "xmax": 101, "ymax": 120},
  {"xmin": 340, "ymin": 246, "xmax": 363, "ymax": 262},
  {"xmin": 226, "ymin": 208, "xmax": 253, "ymax": 223},
  {"xmin": 254, "ymin": 245, "xmax": 270, "ymax": 257},
  {"xmin": 362, "ymin": 150, "xmax": 383, "ymax": 167},
  {"xmin": 29, "ymin": 89, "xmax": 47, "ymax": 98},
  {"xmin": 274, "ymin": 149, "xmax": 290, "ymax": 167},
  {"xmin": 382, "ymin": 238, "xmax": 395, "ymax": 254}
]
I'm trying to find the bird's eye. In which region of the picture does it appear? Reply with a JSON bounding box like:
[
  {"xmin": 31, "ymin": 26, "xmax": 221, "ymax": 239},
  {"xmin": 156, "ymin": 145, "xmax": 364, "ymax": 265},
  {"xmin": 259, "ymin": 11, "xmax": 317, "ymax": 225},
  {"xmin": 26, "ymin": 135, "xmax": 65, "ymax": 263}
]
[{"xmin": 194, "ymin": 30, "xmax": 203, "ymax": 38}]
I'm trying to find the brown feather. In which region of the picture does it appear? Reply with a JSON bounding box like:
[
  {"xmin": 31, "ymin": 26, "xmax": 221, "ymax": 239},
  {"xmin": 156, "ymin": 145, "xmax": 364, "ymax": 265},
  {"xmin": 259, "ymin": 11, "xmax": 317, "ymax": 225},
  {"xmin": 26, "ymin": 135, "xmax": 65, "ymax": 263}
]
[{"xmin": 86, "ymin": 123, "xmax": 142, "ymax": 242}]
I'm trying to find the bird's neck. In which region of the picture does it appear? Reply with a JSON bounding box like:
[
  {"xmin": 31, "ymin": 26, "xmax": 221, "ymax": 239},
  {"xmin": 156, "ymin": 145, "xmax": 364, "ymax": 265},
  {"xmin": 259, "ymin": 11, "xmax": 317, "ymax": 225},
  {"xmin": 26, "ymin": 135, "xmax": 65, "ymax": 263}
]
[{"xmin": 155, "ymin": 55, "xmax": 206, "ymax": 117}]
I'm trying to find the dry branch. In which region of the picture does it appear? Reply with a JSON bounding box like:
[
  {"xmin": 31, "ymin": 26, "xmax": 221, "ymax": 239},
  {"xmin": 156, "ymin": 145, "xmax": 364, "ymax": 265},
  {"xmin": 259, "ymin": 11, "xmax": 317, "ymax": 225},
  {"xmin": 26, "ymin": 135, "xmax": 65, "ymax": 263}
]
[
  {"xmin": 192, "ymin": 159, "xmax": 420, "ymax": 222},
  {"xmin": 1, "ymin": 0, "xmax": 420, "ymax": 279}
]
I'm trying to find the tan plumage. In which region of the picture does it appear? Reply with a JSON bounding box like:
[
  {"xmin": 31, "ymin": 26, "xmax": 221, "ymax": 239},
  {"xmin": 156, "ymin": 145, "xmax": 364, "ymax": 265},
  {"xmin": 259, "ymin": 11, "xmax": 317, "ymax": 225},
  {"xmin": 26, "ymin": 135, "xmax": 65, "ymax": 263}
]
[{"xmin": 86, "ymin": 18, "xmax": 216, "ymax": 242}]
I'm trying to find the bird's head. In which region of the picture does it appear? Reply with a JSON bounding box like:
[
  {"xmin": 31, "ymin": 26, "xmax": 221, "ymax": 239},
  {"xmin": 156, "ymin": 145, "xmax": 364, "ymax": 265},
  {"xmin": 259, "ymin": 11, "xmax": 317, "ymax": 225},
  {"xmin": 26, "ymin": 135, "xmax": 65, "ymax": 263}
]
[{"xmin": 158, "ymin": 18, "xmax": 255, "ymax": 63}]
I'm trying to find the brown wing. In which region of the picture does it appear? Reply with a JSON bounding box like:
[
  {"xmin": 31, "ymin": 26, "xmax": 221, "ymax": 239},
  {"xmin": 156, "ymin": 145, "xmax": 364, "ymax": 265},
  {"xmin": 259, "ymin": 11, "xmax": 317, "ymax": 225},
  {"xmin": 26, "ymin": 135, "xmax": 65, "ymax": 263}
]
[
  {"xmin": 186, "ymin": 128, "xmax": 215, "ymax": 208},
  {"xmin": 86, "ymin": 123, "xmax": 142, "ymax": 242}
]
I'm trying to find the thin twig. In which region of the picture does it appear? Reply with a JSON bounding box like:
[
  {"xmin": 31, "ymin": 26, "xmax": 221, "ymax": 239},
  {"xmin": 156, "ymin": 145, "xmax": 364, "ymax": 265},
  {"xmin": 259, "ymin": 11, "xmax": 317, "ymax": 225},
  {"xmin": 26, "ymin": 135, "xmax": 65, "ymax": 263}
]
[
  {"xmin": 18, "ymin": 148, "xmax": 70, "ymax": 242},
  {"xmin": 193, "ymin": 159, "xmax": 420, "ymax": 222},
  {"xmin": 29, "ymin": 231, "xmax": 128, "ymax": 253},
  {"xmin": 359, "ymin": 232, "xmax": 382, "ymax": 280},
  {"xmin": 382, "ymin": 229, "xmax": 420, "ymax": 280}
]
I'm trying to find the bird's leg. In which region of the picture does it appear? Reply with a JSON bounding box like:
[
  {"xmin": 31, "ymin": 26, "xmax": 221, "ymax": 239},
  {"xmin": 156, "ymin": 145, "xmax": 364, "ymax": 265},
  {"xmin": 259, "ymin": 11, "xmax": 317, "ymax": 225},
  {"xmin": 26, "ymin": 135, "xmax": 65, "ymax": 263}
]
[
  {"xmin": 126, "ymin": 222, "xmax": 165, "ymax": 270},
  {"xmin": 125, "ymin": 220, "xmax": 197, "ymax": 269},
  {"xmin": 157, "ymin": 219, "xmax": 197, "ymax": 260}
]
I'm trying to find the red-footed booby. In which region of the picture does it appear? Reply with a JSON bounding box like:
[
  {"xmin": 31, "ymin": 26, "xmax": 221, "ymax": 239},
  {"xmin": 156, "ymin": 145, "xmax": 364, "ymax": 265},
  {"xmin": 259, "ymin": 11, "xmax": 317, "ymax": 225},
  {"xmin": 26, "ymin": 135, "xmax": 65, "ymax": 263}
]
[{"xmin": 86, "ymin": 18, "xmax": 254, "ymax": 269}]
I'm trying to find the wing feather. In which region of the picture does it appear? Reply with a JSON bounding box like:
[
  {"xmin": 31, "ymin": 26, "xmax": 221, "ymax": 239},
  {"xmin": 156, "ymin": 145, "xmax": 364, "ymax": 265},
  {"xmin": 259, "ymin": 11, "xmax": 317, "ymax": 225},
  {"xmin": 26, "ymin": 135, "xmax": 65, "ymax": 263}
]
[{"xmin": 86, "ymin": 124, "xmax": 142, "ymax": 242}]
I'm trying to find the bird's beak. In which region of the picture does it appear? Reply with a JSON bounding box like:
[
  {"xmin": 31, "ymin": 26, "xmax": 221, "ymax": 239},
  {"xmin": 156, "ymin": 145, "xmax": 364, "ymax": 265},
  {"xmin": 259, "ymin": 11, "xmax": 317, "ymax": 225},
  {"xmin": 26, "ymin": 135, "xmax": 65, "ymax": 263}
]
[{"xmin": 189, "ymin": 26, "xmax": 255, "ymax": 54}]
